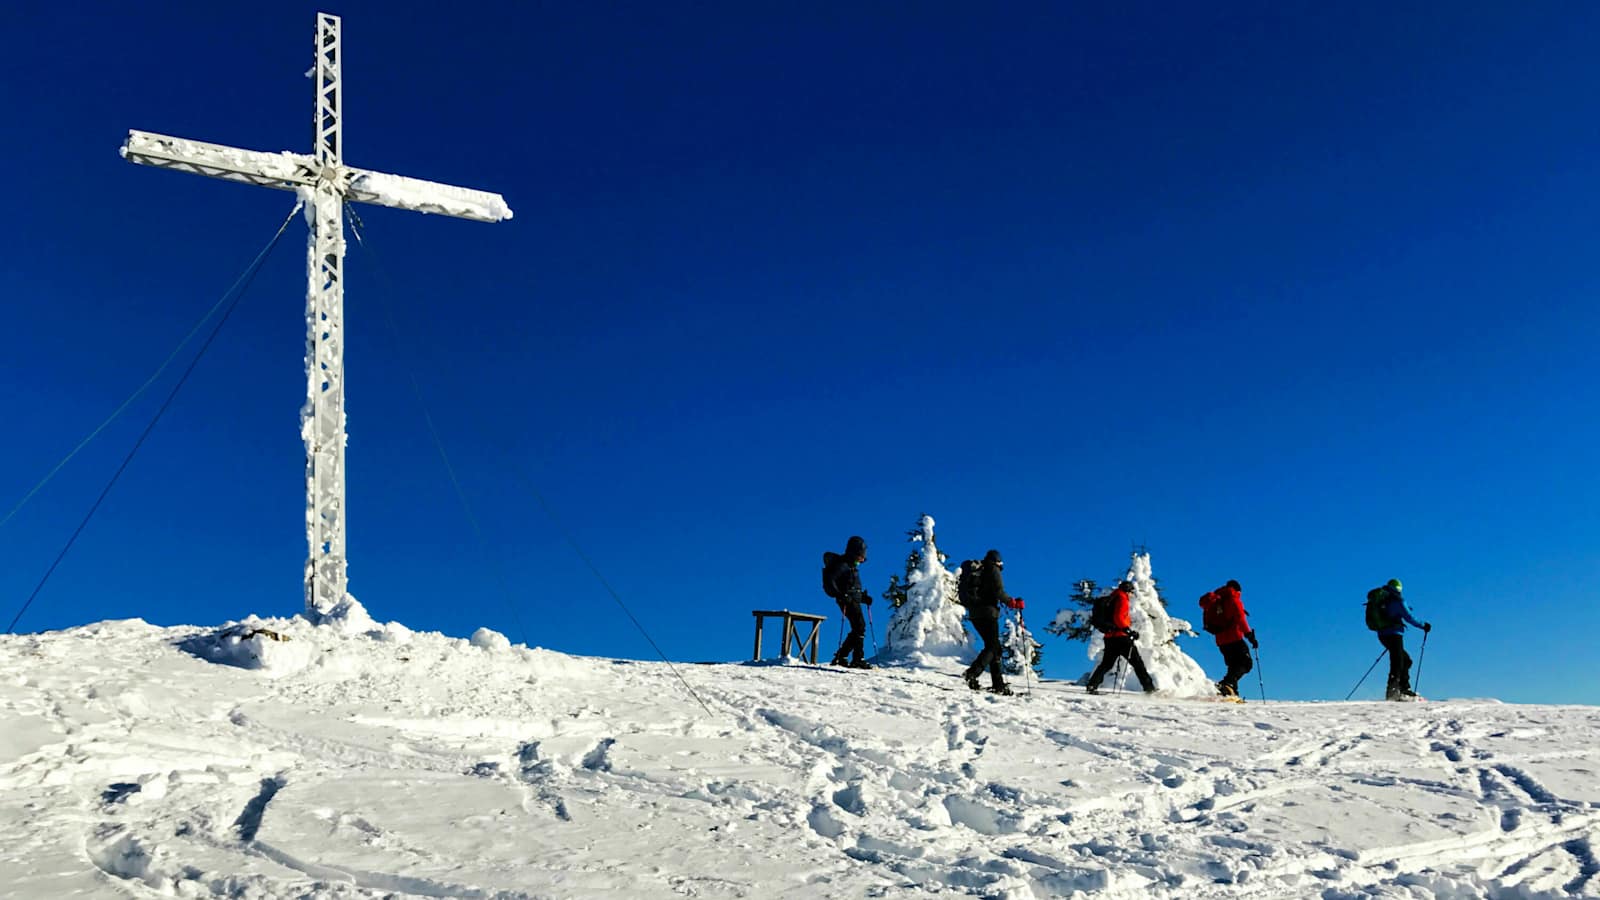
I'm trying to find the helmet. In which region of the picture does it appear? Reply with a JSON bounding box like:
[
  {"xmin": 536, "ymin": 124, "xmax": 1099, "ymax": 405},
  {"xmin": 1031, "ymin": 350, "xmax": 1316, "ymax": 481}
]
[{"xmin": 1387, "ymin": 578, "xmax": 1403, "ymax": 591}]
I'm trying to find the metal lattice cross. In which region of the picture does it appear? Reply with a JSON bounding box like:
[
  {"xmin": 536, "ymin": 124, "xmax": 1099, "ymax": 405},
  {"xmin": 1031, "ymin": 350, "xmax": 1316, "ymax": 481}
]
[{"xmin": 121, "ymin": 13, "xmax": 513, "ymax": 621}]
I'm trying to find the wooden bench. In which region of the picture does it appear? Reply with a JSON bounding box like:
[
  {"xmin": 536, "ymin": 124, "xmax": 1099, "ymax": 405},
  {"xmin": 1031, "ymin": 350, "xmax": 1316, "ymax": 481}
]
[{"xmin": 752, "ymin": 610, "xmax": 827, "ymax": 663}]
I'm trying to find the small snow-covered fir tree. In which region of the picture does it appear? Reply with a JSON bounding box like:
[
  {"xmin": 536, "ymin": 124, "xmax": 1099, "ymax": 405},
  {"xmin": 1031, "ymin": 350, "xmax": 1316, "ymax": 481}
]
[
  {"xmin": 880, "ymin": 514, "xmax": 972, "ymax": 667},
  {"xmin": 881, "ymin": 519, "xmax": 944, "ymax": 609},
  {"xmin": 1045, "ymin": 579, "xmax": 1099, "ymax": 643},
  {"xmin": 1000, "ymin": 612, "xmax": 1043, "ymax": 678},
  {"xmin": 1069, "ymin": 551, "xmax": 1210, "ymax": 696}
]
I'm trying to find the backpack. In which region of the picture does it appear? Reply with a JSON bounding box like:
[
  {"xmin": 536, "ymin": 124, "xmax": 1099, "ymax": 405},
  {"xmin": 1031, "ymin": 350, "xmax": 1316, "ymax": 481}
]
[
  {"xmin": 957, "ymin": 561, "xmax": 982, "ymax": 607},
  {"xmin": 821, "ymin": 552, "xmax": 841, "ymax": 599},
  {"xmin": 1089, "ymin": 592, "xmax": 1118, "ymax": 633},
  {"xmin": 1201, "ymin": 594, "xmax": 1228, "ymax": 635},
  {"xmin": 1364, "ymin": 587, "xmax": 1394, "ymax": 631}
]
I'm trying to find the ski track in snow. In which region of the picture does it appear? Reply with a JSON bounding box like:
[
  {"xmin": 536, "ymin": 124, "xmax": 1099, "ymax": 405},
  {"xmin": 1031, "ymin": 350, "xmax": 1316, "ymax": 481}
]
[{"xmin": 2, "ymin": 621, "xmax": 1599, "ymax": 898}]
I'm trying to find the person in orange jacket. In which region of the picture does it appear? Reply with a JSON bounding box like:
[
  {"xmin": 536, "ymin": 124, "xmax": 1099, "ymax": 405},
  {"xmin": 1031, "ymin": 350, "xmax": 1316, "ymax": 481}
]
[
  {"xmin": 1083, "ymin": 580, "xmax": 1156, "ymax": 694},
  {"xmin": 1198, "ymin": 579, "xmax": 1256, "ymax": 698}
]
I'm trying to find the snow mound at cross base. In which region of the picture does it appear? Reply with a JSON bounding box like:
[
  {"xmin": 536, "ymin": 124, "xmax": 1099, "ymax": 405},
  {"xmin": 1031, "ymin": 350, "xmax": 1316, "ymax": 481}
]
[
  {"xmin": 176, "ymin": 614, "xmax": 585, "ymax": 683},
  {"xmin": 4, "ymin": 618, "xmax": 1599, "ymax": 899}
]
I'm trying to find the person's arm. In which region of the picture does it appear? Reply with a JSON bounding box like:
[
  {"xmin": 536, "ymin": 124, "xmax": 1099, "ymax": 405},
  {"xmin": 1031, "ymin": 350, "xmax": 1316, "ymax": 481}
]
[
  {"xmin": 1115, "ymin": 593, "xmax": 1132, "ymax": 632},
  {"xmin": 1398, "ymin": 599, "xmax": 1425, "ymax": 630},
  {"xmin": 1230, "ymin": 595, "xmax": 1254, "ymax": 643}
]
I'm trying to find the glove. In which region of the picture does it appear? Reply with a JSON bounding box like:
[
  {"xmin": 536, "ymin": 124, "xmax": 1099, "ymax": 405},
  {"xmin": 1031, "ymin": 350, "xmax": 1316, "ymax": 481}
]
[
  {"xmin": 1246, "ymin": 631, "xmax": 1258, "ymax": 649},
  {"xmin": 1126, "ymin": 628, "xmax": 1140, "ymax": 640},
  {"xmin": 1422, "ymin": 622, "xmax": 1431, "ymax": 633}
]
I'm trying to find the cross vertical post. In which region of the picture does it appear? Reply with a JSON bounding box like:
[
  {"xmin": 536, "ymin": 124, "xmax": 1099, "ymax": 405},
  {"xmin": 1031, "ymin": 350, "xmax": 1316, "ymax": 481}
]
[
  {"xmin": 305, "ymin": 12, "xmax": 349, "ymax": 618},
  {"xmin": 121, "ymin": 12, "xmax": 512, "ymax": 624}
]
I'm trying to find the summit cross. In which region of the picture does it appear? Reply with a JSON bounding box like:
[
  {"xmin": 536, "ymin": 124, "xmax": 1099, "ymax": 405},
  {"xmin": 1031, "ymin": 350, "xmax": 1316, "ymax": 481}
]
[{"xmin": 121, "ymin": 13, "xmax": 513, "ymax": 621}]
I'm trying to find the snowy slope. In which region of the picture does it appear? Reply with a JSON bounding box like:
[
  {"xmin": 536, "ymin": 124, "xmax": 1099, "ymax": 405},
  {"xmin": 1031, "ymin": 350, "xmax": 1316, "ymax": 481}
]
[{"xmin": 2, "ymin": 620, "xmax": 1598, "ymax": 899}]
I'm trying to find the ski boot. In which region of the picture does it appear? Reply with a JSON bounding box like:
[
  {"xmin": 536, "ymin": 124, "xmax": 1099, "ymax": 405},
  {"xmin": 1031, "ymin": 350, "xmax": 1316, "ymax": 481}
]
[
  {"xmin": 964, "ymin": 672, "xmax": 981, "ymax": 691},
  {"xmin": 989, "ymin": 683, "xmax": 1014, "ymax": 696},
  {"xmin": 1083, "ymin": 683, "xmax": 1101, "ymax": 695},
  {"xmin": 848, "ymin": 659, "xmax": 874, "ymax": 670}
]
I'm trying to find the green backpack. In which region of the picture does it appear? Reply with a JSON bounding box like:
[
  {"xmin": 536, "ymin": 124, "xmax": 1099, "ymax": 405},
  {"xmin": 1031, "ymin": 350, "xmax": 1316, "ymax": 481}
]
[{"xmin": 1364, "ymin": 587, "xmax": 1395, "ymax": 631}]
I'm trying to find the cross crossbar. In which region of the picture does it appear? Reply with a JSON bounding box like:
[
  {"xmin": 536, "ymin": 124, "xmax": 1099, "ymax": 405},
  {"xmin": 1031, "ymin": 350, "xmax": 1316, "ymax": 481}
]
[{"xmin": 121, "ymin": 131, "xmax": 512, "ymax": 223}]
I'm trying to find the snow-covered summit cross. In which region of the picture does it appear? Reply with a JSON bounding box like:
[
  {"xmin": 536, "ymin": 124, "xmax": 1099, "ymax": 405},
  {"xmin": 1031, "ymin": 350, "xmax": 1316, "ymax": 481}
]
[{"xmin": 120, "ymin": 13, "xmax": 513, "ymax": 622}]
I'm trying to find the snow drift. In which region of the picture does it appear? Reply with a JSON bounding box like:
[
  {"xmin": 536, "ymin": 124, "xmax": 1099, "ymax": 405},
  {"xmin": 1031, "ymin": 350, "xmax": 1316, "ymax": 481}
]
[{"xmin": 2, "ymin": 618, "xmax": 1598, "ymax": 899}]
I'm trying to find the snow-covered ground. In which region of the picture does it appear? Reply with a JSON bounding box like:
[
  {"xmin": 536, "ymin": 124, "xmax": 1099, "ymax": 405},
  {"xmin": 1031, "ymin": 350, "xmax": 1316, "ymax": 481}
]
[{"xmin": 3, "ymin": 620, "xmax": 1598, "ymax": 899}]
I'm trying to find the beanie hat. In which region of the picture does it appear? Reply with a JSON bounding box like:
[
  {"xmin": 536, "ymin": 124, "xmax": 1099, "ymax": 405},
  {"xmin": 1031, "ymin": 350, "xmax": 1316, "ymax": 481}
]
[
  {"xmin": 1387, "ymin": 578, "xmax": 1402, "ymax": 591},
  {"xmin": 845, "ymin": 536, "xmax": 867, "ymax": 561},
  {"xmin": 1226, "ymin": 579, "xmax": 1241, "ymax": 592},
  {"xmin": 983, "ymin": 549, "xmax": 1002, "ymax": 564}
]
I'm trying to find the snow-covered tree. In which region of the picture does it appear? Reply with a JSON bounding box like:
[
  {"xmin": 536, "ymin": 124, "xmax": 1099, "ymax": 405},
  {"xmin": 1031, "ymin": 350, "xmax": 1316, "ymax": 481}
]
[
  {"xmin": 1045, "ymin": 579, "xmax": 1099, "ymax": 643},
  {"xmin": 1070, "ymin": 551, "xmax": 1210, "ymax": 696},
  {"xmin": 879, "ymin": 514, "xmax": 972, "ymax": 667},
  {"xmin": 881, "ymin": 518, "xmax": 945, "ymax": 609},
  {"xmin": 1000, "ymin": 612, "xmax": 1043, "ymax": 678}
]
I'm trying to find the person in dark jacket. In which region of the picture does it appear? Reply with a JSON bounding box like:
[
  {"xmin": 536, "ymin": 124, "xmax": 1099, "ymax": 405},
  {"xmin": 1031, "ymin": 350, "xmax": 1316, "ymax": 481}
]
[
  {"xmin": 1199, "ymin": 579, "xmax": 1257, "ymax": 698},
  {"xmin": 1373, "ymin": 578, "xmax": 1430, "ymax": 700},
  {"xmin": 963, "ymin": 549, "xmax": 1022, "ymax": 694},
  {"xmin": 826, "ymin": 536, "xmax": 872, "ymax": 668},
  {"xmin": 1083, "ymin": 580, "xmax": 1156, "ymax": 694}
]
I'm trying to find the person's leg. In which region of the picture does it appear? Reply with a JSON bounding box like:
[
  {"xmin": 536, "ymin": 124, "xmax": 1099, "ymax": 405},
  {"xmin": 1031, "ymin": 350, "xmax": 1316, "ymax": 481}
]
[
  {"xmin": 1220, "ymin": 640, "xmax": 1252, "ymax": 693},
  {"xmin": 1127, "ymin": 643, "xmax": 1156, "ymax": 692},
  {"xmin": 974, "ymin": 613, "xmax": 1004, "ymax": 688},
  {"xmin": 1380, "ymin": 633, "xmax": 1408, "ymax": 697},
  {"xmin": 845, "ymin": 603, "xmax": 867, "ymax": 663},
  {"xmin": 1085, "ymin": 637, "xmax": 1126, "ymax": 689},
  {"xmin": 963, "ymin": 611, "xmax": 996, "ymax": 685},
  {"xmin": 833, "ymin": 601, "xmax": 863, "ymax": 664},
  {"xmin": 986, "ymin": 635, "xmax": 1005, "ymax": 689},
  {"xmin": 1393, "ymin": 639, "xmax": 1413, "ymax": 694}
]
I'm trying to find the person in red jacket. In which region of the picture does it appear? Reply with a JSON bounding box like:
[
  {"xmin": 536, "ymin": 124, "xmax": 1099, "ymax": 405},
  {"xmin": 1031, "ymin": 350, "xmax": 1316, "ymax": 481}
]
[
  {"xmin": 1083, "ymin": 580, "xmax": 1156, "ymax": 694},
  {"xmin": 1198, "ymin": 579, "xmax": 1257, "ymax": 698}
]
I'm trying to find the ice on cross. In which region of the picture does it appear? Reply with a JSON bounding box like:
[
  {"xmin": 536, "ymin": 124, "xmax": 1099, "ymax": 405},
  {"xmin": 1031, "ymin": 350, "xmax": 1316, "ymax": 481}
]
[{"xmin": 120, "ymin": 13, "xmax": 512, "ymax": 625}]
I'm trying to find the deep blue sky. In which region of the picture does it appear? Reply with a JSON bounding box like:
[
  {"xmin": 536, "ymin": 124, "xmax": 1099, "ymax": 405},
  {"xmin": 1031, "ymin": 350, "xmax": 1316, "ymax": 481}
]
[{"xmin": 2, "ymin": 2, "xmax": 1596, "ymax": 703}]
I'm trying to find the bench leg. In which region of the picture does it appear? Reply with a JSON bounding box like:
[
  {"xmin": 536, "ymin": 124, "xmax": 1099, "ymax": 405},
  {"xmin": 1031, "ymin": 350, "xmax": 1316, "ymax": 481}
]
[{"xmin": 753, "ymin": 617, "xmax": 764, "ymax": 661}]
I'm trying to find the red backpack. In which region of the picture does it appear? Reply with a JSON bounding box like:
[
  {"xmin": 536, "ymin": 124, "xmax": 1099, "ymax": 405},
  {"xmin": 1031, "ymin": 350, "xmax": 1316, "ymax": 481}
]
[{"xmin": 1201, "ymin": 592, "xmax": 1228, "ymax": 635}]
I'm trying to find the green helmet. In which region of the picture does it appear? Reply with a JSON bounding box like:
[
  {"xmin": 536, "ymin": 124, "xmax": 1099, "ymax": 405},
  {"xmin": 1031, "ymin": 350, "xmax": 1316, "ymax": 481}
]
[{"xmin": 1387, "ymin": 578, "xmax": 1403, "ymax": 591}]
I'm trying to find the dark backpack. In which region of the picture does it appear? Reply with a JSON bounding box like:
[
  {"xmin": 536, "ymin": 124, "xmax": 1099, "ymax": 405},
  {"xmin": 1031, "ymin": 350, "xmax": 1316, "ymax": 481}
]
[
  {"xmin": 821, "ymin": 552, "xmax": 842, "ymax": 599},
  {"xmin": 957, "ymin": 561, "xmax": 982, "ymax": 606},
  {"xmin": 1364, "ymin": 587, "xmax": 1394, "ymax": 631},
  {"xmin": 1089, "ymin": 592, "xmax": 1118, "ymax": 633},
  {"xmin": 1201, "ymin": 595, "xmax": 1228, "ymax": 635}
]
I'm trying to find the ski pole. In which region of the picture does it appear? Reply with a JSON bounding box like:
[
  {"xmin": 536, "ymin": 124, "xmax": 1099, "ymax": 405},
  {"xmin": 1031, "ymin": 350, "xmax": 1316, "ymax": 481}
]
[
  {"xmin": 1414, "ymin": 630, "xmax": 1429, "ymax": 696},
  {"xmin": 866, "ymin": 604, "xmax": 879, "ymax": 656},
  {"xmin": 1114, "ymin": 656, "xmax": 1126, "ymax": 696},
  {"xmin": 1253, "ymin": 646, "xmax": 1266, "ymax": 704},
  {"xmin": 1013, "ymin": 608, "xmax": 1033, "ymax": 699},
  {"xmin": 1345, "ymin": 648, "xmax": 1388, "ymax": 700}
]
